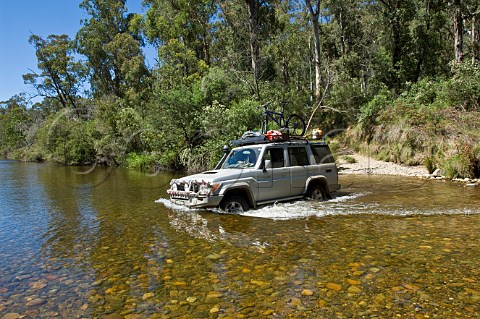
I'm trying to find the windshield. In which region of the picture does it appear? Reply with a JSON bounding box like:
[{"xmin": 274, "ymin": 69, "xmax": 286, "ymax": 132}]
[{"xmin": 221, "ymin": 147, "xmax": 261, "ymax": 169}]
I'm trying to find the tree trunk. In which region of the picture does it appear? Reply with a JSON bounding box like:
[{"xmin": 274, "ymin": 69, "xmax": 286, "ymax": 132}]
[
  {"xmin": 306, "ymin": 0, "xmax": 322, "ymax": 101},
  {"xmin": 453, "ymin": 0, "xmax": 463, "ymax": 63},
  {"xmin": 282, "ymin": 56, "xmax": 289, "ymax": 85},
  {"xmin": 338, "ymin": 8, "xmax": 346, "ymax": 56},
  {"xmin": 473, "ymin": 13, "xmax": 479, "ymax": 63},
  {"xmin": 245, "ymin": 0, "xmax": 260, "ymax": 98}
]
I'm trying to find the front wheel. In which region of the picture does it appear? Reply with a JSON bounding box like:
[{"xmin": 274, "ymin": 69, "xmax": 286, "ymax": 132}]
[
  {"xmin": 306, "ymin": 184, "xmax": 328, "ymax": 201},
  {"xmin": 286, "ymin": 114, "xmax": 306, "ymax": 136},
  {"xmin": 219, "ymin": 195, "xmax": 249, "ymax": 214}
]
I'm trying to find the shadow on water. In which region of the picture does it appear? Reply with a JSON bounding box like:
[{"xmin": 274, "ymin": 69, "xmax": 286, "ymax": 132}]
[{"xmin": 1, "ymin": 161, "xmax": 479, "ymax": 318}]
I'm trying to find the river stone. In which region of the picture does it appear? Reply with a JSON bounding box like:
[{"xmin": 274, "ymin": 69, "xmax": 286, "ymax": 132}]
[
  {"xmin": 317, "ymin": 299, "xmax": 327, "ymax": 307},
  {"xmin": 30, "ymin": 280, "xmax": 48, "ymax": 290},
  {"xmin": 26, "ymin": 298, "xmax": 46, "ymax": 307},
  {"xmin": 347, "ymin": 279, "xmax": 361, "ymax": 285},
  {"xmin": 206, "ymin": 254, "xmax": 222, "ymax": 260},
  {"xmin": 142, "ymin": 292, "xmax": 154, "ymax": 300},
  {"xmin": 404, "ymin": 283, "xmax": 420, "ymax": 291},
  {"xmin": 3, "ymin": 313, "xmax": 21, "ymax": 319},
  {"xmin": 302, "ymin": 289, "xmax": 314, "ymax": 296},
  {"xmin": 250, "ymin": 280, "xmax": 269, "ymax": 286},
  {"xmin": 91, "ymin": 279, "xmax": 104, "ymax": 286},
  {"xmin": 210, "ymin": 306, "xmax": 220, "ymax": 313},
  {"xmin": 206, "ymin": 291, "xmax": 221, "ymax": 298},
  {"xmin": 326, "ymin": 283, "xmax": 342, "ymax": 291},
  {"xmin": 348, "ymin": 285, "xmax": 362, "ymax": 293}
]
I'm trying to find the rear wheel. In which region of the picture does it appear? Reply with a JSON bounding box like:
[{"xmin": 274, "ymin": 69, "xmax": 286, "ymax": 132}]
[
  {"xmin": 306, "ymin": 183, "xmax": 327, "ymax": 201},
  {"xmin": 219, "ymin": 195, "xmax": 249, "ymax": 214}
]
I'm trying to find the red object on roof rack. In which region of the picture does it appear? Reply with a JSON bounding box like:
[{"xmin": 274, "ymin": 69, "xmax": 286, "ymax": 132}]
[{"xmin": 265, "ymin": 130, "xmax": 285, "ymax": 141}]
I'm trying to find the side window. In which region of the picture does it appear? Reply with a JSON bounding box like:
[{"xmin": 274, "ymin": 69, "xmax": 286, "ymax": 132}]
[
  {"xmin": 288, "ymin": 147, "xmax": 310, "ymax": 166},
  {"xmin": 264, "ymin": 148, "xmax": 285, "ymax": 168},
  {"xmin": 312, "ymin": 145, "xmax": 335, "ymax": 164}
]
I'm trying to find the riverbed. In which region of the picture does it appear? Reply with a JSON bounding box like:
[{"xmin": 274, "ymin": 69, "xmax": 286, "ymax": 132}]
[{"xmin": 1, "ymin": 160, "xmax": 479, "ymax": 318}]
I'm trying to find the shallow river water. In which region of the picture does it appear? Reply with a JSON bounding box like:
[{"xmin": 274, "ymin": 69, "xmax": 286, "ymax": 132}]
[{"xmin": 1, "ymin": 160, "xmax": 480, "ymax": 318}]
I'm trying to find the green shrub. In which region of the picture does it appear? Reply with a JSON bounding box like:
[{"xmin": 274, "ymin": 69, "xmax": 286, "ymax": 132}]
[
  {"xmin": 358, "ymin": 86, "xmax": 392, "ymax": 128},
  {"xmin": 125, "ymin": 152, "xmax": 159, "ymax": 172},
  {"xmin": 328, "ymin": 140, "xmax": 341, "ymax": 155},
  {"xmin": 343, "ymin": 155, "xmax": 357, "ymax": 163},
  {"xmin": 423, "ymin": 156, "xmax": 436, "ymax": 174},
  {"xmin": 441, "ymin": 153, "xmax": 475, "ymax": 179}
]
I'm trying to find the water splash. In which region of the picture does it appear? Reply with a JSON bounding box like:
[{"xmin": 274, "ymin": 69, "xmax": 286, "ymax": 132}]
[{"xmin": 157, "ymin": 190, "xmax": 479, "ymax": 221}]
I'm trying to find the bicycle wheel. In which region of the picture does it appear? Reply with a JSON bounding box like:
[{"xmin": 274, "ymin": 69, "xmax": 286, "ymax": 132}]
[{"xmin": 286, "ymin": 114, "xmax": 306, "ymax": 136}]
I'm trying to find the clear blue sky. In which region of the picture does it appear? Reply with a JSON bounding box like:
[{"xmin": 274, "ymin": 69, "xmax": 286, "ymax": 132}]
[{"xmin": 0, "ymin": 0, "xmax": 151, "ymax": 103}]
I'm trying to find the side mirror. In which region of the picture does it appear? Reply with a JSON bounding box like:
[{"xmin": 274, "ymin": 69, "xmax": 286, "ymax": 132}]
[{"xmin": 214, "ymin": 145, "xmax": 231, "ymax": 170}]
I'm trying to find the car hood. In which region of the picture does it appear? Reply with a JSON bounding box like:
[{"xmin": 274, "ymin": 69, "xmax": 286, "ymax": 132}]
[{"xmin": 173, "ymin": 169, "xmax": 249, "ymax": 184}]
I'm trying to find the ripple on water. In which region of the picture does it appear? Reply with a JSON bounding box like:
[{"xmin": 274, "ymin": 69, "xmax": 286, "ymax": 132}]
[{"xmin": 157, "ymin": 190, "xmax": 479, "ymax": 220}]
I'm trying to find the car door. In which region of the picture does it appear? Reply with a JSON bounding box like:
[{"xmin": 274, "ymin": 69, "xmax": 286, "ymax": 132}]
[
  {"xmin": 288, "ymin": 146, "xmax": 310, "ymax": 196},
  {"xmin": 311, "ymin": 144, "xmax": 338, "ymax": 186},
  {"xmin": 256, "ymin": 147, "xmax": 291, "ymax": 201}
]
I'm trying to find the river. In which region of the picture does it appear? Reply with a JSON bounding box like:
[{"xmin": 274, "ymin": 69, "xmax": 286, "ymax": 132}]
[{"xmin": 1, "ymin": 160, "xmax": 479, "ymax": 318}]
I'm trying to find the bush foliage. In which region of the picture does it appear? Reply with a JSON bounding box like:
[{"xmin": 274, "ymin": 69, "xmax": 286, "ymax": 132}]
[{"xmin": 1, "ymin": 1, "xmax": 479, "ymax": 179}]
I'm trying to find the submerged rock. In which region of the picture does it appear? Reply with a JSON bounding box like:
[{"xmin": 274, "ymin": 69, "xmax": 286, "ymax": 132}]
[
  {"xmin": 25, "ymin": 298, "xmax": 46, "ymax": 307},
  {"xmin": 326, "ymin": 283, "xmax": 343, "ymax": 291}
]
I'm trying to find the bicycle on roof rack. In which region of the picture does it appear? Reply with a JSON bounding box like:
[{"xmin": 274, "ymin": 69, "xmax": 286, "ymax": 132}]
[{"xmin": 259, "ymin": 101, "xmax": 306, "ymax": 137}]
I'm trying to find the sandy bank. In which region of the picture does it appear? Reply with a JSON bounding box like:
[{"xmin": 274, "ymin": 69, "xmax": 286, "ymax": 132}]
[
  {"xmin": 337, "ymin": 153, "xmax": 428, "ymax": 176},
  {"xmin": 337, "ymin": 152, "xmax": 479, "ymax": 186}
]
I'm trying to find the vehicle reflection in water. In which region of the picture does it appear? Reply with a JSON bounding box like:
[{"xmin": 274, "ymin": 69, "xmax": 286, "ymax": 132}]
[{"xmin": 0, "ymin": 161, "xmax": 479, "ymax": 318}]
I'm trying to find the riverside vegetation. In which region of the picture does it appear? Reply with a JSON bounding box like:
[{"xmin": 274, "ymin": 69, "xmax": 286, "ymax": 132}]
[{"xmin": 1, "ymin": 0, "xmax": 479, "ymax": 179}]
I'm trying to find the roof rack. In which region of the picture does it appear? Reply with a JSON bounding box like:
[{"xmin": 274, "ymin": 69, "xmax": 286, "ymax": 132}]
[{"xmin": 230, "ymin": 131, "xmax": 325, "ymax": 147}]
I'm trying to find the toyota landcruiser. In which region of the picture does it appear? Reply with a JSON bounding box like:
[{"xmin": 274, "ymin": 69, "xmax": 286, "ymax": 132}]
[{"xmin": 166, "ymin": 139, "xmax": 340, "ymax": 213}]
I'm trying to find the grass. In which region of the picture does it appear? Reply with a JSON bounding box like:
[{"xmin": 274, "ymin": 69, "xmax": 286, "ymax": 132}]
[
  {"xmin": 342, "ymin": 155, "xmax": 357, "ymax": 163},
  {"xmin": 348, "ymin": 106, "xmax": 480, "ymax": 179}
]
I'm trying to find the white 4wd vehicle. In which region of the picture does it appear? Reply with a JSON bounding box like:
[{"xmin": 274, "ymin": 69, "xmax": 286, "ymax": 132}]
[{"xmin": 167, "ymin": 140, "xmax": 340, "ymax": 213}]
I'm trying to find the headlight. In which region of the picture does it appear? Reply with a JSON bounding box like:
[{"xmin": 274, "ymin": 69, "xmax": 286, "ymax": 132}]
[
  {"xmin": 198, "ymin": 182, "xmax": 221, "ymax": 195},
  {"xmin": 171, "ymin": 183, "xmax": 177, "ymax": 191},
  {"xmin": 199, "ymin": 184, "xmax": 210, "ymax": 194}
]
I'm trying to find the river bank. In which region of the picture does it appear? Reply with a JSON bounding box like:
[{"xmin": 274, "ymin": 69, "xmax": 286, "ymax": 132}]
[{"xmin": 337, "ymin": 152, "xmax": 479, "ymax": 186}]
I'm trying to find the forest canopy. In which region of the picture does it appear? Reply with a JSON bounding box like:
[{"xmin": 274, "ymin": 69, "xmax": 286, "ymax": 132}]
[{"xmin": 1, "ymin": 0, "xmax": 479, "ymax": 178}]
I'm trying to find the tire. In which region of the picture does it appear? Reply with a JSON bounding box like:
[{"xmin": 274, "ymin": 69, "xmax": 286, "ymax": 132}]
[
  {"xmin": 219, "ymin": 195, "xmax": 249, "ymax": 214},
  {"xmin": 306, "ymin": 183, "xmax": 327, "ymax": 201},
  {"xmin": 286, "ymin": 114, "xmax": 306, "ymax": 136}
]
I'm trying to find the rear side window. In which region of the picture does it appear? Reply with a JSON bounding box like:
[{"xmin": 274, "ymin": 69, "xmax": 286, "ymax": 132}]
[
  {"xmin": 288, "ymin": 147, "xmax": 310, "ymax": 166},
  {"xmin": 312, "ymin": 145, "xmax": 335, "ymax": 164}
]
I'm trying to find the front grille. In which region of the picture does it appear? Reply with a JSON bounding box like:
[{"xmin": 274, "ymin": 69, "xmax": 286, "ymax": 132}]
[{"xmin": 191, "ymin": 183, "xmax": 199, "ymax": 193}]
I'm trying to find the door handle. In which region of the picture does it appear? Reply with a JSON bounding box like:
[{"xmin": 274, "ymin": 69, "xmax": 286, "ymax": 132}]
[{"xmin": 325, "ymin": 168, "xmax": 332, "ymax": 173}]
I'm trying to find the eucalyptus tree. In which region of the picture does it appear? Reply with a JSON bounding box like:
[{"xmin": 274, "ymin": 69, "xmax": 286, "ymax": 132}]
[
  {"xmin": 451, "ymin": 0, "xmax": 465, "ymax": 63},
  {"xmin": 0, "ymin": 95, "xmax": 30, "ymax": 155},
  {"xmin": 305, "ymin": 0, "xmax": 322, "ymax": 100},
  {"xmin": 217, "ymin": 0, "xmax": 279, "ymax": 97},
  {"xmin": 144, "ymin": 0, "xmax": 217, "ymax": 65},
  {"xmin": 76, "ymin": 0, "xmax": 148, "ymax": 98},
  {"xmin": 23, "ymin": 34, "xmax": 86, "ymax": 110},
  {"xmin": 464, "ymin": 0, "xmax": 480, "ymax": 63}
]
